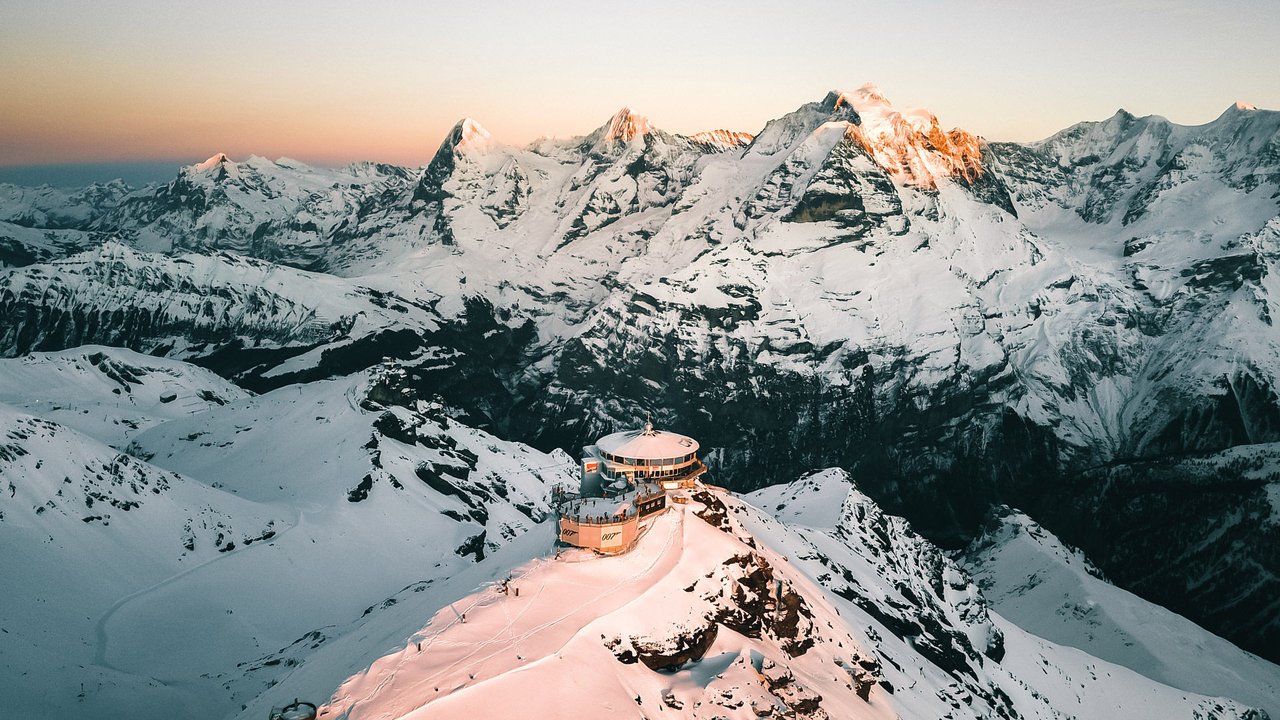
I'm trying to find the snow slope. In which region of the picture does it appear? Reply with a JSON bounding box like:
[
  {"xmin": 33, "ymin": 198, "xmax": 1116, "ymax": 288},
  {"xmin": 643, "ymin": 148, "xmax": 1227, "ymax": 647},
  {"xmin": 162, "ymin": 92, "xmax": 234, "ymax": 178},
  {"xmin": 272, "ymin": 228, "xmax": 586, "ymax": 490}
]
[
  {"xmin": 0, "ymin": 403, "xmax": 280, "ymax": 719},
  {"xmin": 0, "ymin": 362, "xmax": 576, "ymax": 720},
  {"xmin": 962, "ymin": 507, "xmax": 1280, "ymax": 716},
  {"xmin": 258, "ymin": 469, "xmax": 1269, "ymax": 720},
  {"xmin": 0, "ymin": 345, "xmax": 249, "ymax": 448}
]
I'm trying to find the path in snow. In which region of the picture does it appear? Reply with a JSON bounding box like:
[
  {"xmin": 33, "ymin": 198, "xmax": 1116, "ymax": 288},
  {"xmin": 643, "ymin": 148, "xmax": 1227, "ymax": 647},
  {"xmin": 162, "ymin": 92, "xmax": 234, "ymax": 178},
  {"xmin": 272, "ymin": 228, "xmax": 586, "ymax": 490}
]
[
  {"xmin": 325, "ymin": 507, "xmax": 687, "ymax": 720},
  {"xmin": 92, "ymin": 504, "xmax": 317, "ymax": 673}
]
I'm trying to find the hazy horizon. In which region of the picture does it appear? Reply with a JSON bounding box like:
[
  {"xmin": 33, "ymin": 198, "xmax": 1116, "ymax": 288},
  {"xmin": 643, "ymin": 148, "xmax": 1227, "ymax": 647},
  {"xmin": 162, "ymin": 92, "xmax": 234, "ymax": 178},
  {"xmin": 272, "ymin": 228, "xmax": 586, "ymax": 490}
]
[
  {"xmin": 0, "ymin": 89, "xmax": 1266, "ymax": 189},
  {"xmin": 3, "ymin": 0, "xmax": 1278, "ymax": 173}
]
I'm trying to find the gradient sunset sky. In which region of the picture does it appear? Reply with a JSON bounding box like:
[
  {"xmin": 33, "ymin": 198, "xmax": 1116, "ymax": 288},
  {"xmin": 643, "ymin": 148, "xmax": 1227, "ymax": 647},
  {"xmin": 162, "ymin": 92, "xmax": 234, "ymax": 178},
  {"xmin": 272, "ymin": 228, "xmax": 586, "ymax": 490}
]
[{"xmin": 2, "ymin": 0, "xmax": 1278, "ymax": 172}]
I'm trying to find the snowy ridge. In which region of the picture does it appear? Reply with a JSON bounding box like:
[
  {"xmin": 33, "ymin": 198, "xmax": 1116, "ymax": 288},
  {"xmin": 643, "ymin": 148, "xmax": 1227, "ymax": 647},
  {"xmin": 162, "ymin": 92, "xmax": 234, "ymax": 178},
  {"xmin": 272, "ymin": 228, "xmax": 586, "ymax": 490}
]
[
  {"xmin": 105, "ymin": 153, "xmax": 414, "ymax": 270},
  {"xmin": 0, "ymin": 179, "xmax": 132, "ymax": 229},
  {"xmin": 994, "ymin": 101, "xmax": 1280, "ymax": 224},
  {"xmin": 0, "ymin": 181, "xmax": 127, "ymax": 266},
  {"xmin": 253, "ymin": 469, "xmax": 1270, "ymax": 720},
  {"xmin": 687, "ymin": 129, "xmax": 755, "ymax": 150},
  {"xmin": 0, "ymin": 241, "xmax": 442, "ymax": 386}
]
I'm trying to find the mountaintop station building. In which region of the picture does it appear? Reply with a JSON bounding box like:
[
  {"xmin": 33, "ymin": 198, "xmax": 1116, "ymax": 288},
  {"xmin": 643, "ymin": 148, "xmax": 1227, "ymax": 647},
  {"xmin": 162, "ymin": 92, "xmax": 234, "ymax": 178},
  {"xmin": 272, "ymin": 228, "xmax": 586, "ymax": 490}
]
[
  {"xmin": 583, "ymin": 420, "xmax": 705, "ymax": 493},
  {"xmin": 558, "ymin": 421, "xmax": 706, "ymax": 554}
]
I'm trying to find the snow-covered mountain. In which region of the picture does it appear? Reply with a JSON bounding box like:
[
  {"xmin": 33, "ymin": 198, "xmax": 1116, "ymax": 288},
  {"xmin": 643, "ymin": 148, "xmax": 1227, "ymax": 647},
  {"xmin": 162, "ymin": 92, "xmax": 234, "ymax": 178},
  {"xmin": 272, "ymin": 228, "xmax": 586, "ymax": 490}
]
[
  {"xmin": 961, "ymin": 506, "xmax": 1280, "ymax": 716},
  {"xmin": 0, "ymin": 345, "xmax": 248, "ymax": 447},
  {"xmin": 2, "ymin": 360, "xmax": 1275, "ymax": 718},
  {"xmin": 0, "ymin": 355, "xmax": 575, "ymax": 719},
  {"xmin": 2, "ymin": 82, "xmax": 1280, "ymax": 717},
  {"xmin": 243, "ymin": 469, "xmax": 1274, "ymax": 720}
]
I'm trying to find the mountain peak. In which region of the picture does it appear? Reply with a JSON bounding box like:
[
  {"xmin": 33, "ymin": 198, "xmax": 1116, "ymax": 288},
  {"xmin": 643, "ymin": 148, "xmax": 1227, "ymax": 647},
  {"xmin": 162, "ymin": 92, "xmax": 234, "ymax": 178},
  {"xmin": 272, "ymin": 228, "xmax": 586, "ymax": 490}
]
[
  {"xmin": 856, "ymin": 82, "xmax": 890, "ymax": 104},
  {"xmin": 821, "ymin": 84, "xmax": 894, "ymax": 116},
  {"xmin": 817, "ymin": 83, "xmax": 995, "ymax": 189},
  {"xmin": 192, "ymin": 153, "xmax": 231, "ymax": 173},
  {"xmin": 1212, "ymin": 100, "xmax": 1263, "ymax": 125},
  {"xmin": 415, "ymin": 118, "xmax": 494, "ymax": 206},
  {"xmin": 830, "ymin": 83, "xmax": 942, "ymax": 138},
  {"xmin": 447, "ymin": 118, "xmax": 493, "ymax": 152},
  {"xmin": 824, "ymin": 83, "xmax": 889, "ymax": 110},
  {"xmin": 603, "ymin": 106, "xmax": 652, "ymax": 142},
  {"xmin": 819, "ymin": 90, "xmax": 857, "ymax": 116}
]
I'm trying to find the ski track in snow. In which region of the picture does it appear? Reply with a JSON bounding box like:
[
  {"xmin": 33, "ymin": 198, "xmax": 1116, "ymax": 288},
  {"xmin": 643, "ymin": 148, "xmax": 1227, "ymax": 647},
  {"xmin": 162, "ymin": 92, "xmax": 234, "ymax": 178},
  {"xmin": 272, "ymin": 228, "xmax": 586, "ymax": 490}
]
[
  {"xmin": 92, "ymin": 503, "xmax": 320, "ymax": 672},
  {"xmin": 330, "ymin": 508, "xmax": 686, "ymax": 719}
]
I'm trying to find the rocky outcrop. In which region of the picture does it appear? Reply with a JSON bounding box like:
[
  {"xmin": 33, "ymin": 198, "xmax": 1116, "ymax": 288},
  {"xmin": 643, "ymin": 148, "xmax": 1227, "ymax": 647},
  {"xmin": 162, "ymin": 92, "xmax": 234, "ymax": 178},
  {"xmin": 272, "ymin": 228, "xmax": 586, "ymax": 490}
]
[{"xmin": 608, "ymin": 619, "xmax": 720, "ymax": 671}]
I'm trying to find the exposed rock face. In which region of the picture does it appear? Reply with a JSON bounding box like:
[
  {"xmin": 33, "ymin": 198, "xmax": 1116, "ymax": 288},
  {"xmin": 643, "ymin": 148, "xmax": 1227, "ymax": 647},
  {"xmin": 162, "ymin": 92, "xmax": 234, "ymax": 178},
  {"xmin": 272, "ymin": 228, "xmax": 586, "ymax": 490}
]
[
  {"xmin": 750, "ymin": 470, "xmax": 1007, "ymax": 673},
  {"xmin": 607, "ymin": 502, "xmax": 821, "ymax": 674},
  {"xmin": 587, "ymin": 480, "xmax": 1009, "ymax": 720},
  {"xmin": 785, "ymin": 127, "xmax": 905, "ymax": 231},
  {"xmin": 709, "ymin": 552, "xmax": 817, "ymax": 657},
  {"xmin": 608, "ymin": 619, "xmax": 720, "ymax": 671}
]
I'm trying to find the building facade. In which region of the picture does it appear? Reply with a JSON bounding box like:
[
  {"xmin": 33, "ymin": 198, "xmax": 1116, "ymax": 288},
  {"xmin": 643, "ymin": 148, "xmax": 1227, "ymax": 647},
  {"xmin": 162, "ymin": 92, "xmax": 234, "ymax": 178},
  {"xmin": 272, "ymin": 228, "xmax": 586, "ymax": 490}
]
[
  {"xmin": 557, "ymin": 421, "xmax": 701, "ymax": 554},
  {"xmin": 581, "ymin": 421, "xmax": 705, "ymax": 493}
]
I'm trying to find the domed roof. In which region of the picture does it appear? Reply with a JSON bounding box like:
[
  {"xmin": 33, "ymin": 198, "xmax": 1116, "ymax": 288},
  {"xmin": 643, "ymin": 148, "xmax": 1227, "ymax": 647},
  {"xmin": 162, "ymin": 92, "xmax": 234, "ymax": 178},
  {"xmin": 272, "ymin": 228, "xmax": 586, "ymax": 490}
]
[{"xmin": 596, "ymin": 421, "xmax": 698, "ymax": 460}]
